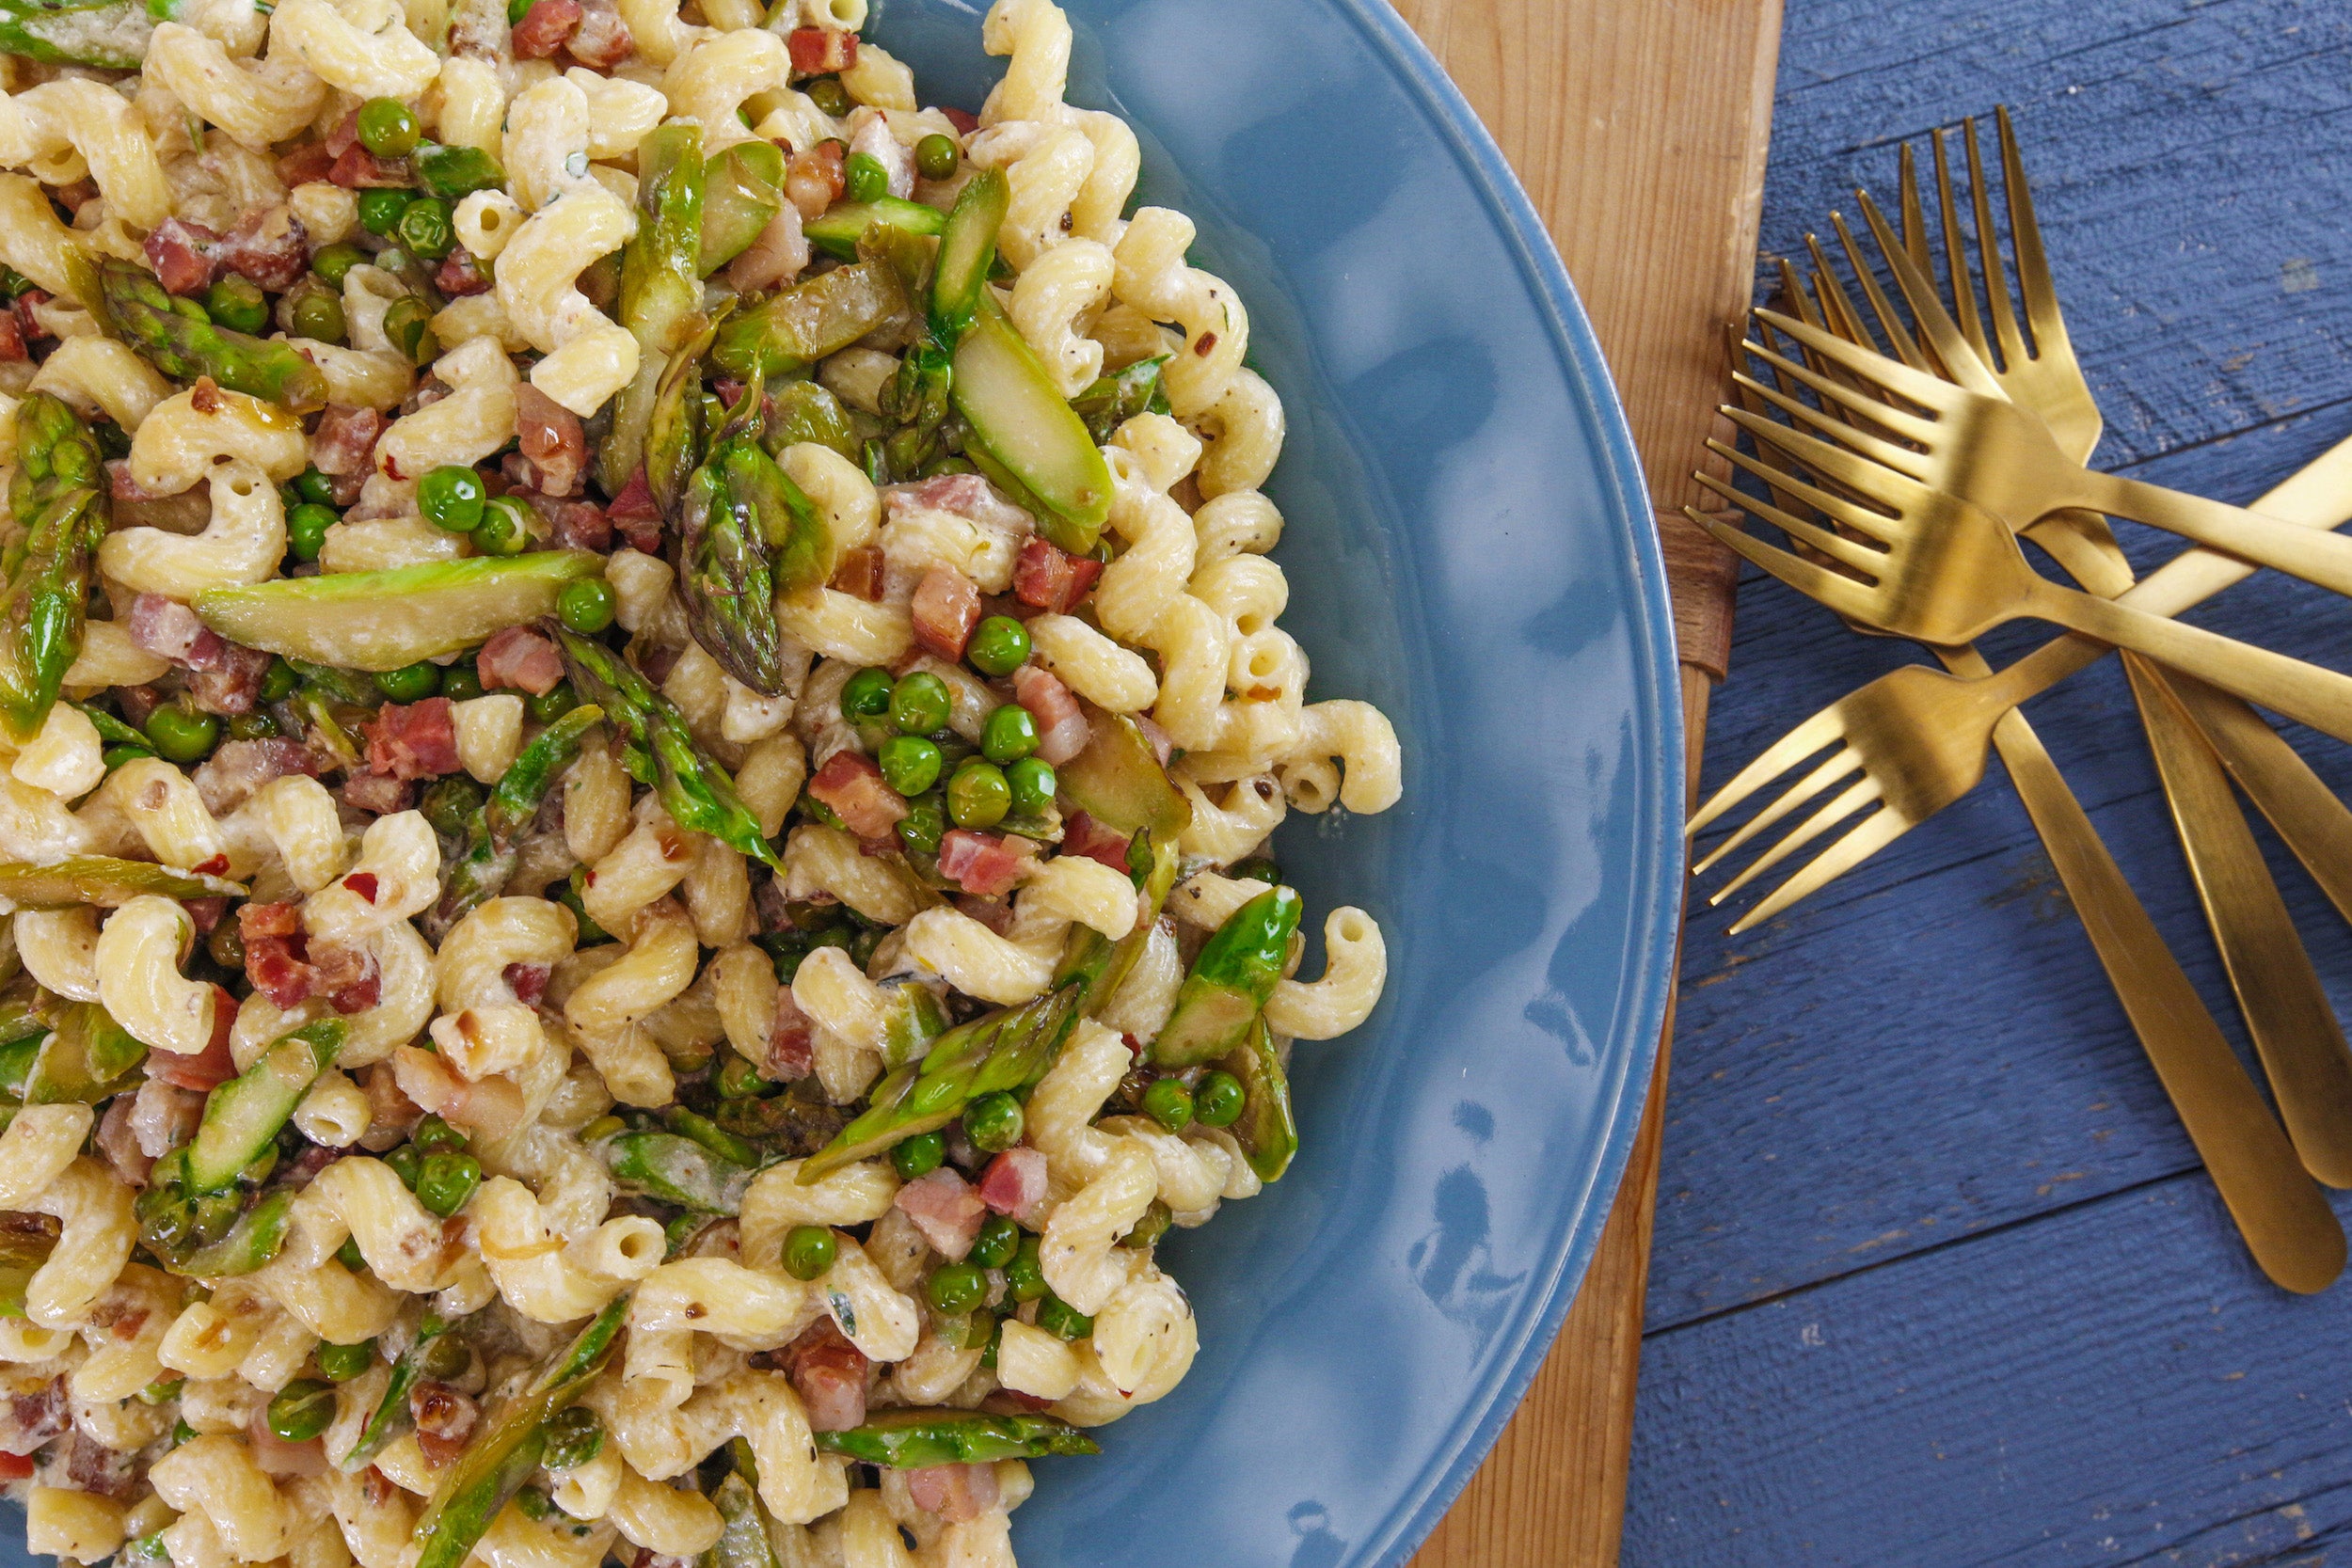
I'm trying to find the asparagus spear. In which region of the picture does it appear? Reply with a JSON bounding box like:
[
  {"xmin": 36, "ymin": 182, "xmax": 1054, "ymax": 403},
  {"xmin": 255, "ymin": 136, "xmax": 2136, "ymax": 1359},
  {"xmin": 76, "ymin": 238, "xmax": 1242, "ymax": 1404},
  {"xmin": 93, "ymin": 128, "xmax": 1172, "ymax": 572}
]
[
  {"xmin": 929, "ymin": 169, "xmax": 1008, "ymax": 346},
  {"xmin": 1221, "ymin": 1015, "xmax": 1297, "ymax": 1182},
  {"xmin": 425, "ymin": 705, "xmax": 604, "ymax": 940},
  {"xmin": 812, "ymin": 1409, "xmax": 1100, "ymax": 1468},
  {"xmin": 195, "ymin": 554, "xmax": 605, "ymax": 672},
  {"xmin": 0, "ymin": 857, "xmax": 245, "ymax": 910},
  {"xmin": 675, "ymin": 379, "xmax": 793, "ymax": 695},
  {"xmin": 952, "ymin": 296, "xmax": 1113, "ymax": 552},
  {"xmin": 413, "ymin": 145, "xmax": 506, "ymax": 202},
  {"xmin": 696, "ymin": 142, "xmax": 783, "ymax": 277},
  {"xmin": 596, "ymin": 1129, "xmax": 755, "ymax": 1213},
  {"xmin": 343, "ymin": 1314, "xmax": 455, "ymax": 1471},
  {"xmin": 95, "ymin": 259, "xmax": 328, "ymax": 413},
  {"xmin": 600, "ymin": 125, "xmax": 707, "ymax": 499},
  {"xmin": 0, "ymin": 393, "xmax": 105, "ymax": 742},
  {"xmin": 1071, "ymin": 354, "xmax": 1173, "ymax": 444},
  {"xmin": 0, "ymin": 0, "xmax": 177, "ymax": 71},
  {"xmin": 22, "ymin": 1000, "xmax": 143, "ymax": 1104},
  {"xmin": 135, "ymin": 1148, "xmax": 280, "ymax": 1275},
  {"xmin": 1054, "ymin": 714, "xmax": 1194, "ymax": 838},
  {"xmin": 708, "ymin": 261, "xmax": 912, "ymax": 381},
  {"xmin": 409, "ymin": 1294, "xmax": 629, "ymax": 1568},
  {"xmin": 169, "ymin": 1188, "xmax": 295, "ymax": 1277},
  {"xmin": 700, "ymin": 1440, "xmax": 783, "ymax": 1568},
  {"xmin": 759, "ymin": 381, "xmax": 860, "ymax": 464},
  {"xmin": 0, "ymin": 1226, "xmax": 54, "ymax": 1316},
  {"xmin": 548, "ymin": 626, "xmax": 783, "ymax": 871},
  {"xmin": 644, "ymin": 315, "xmax": 717, "ymax": 516},
  {"xmin": 799, "ymin": 834, "xmax": 1180, "ymax": 1181},
  {"xmin": 803, "ymin": 197, "xmax": 947, "ymax": 259},
  {"xmin": 185, "ymin": 1020, "xmax": 346, "ymax": 1192},
  {"xmin": 1149, "ymin": 886, "xmax": 1302, "ymax": 1069}
]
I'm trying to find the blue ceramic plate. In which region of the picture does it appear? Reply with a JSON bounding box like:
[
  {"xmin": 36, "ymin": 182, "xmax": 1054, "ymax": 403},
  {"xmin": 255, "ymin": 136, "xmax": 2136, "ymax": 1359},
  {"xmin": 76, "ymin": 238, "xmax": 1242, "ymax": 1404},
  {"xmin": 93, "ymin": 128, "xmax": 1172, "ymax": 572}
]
[{"xmin": 871, "ymin": 2, "xmax": 1685, "ymax": 1564}]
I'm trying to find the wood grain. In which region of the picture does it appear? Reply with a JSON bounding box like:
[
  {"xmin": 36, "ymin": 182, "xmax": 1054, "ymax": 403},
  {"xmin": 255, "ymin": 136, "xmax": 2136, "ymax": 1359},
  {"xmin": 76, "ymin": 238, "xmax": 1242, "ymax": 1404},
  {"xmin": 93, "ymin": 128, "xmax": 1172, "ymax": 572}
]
[{"xmin": 1387, "ymin": 1, "xmax": 1781, "ymax": 1563}]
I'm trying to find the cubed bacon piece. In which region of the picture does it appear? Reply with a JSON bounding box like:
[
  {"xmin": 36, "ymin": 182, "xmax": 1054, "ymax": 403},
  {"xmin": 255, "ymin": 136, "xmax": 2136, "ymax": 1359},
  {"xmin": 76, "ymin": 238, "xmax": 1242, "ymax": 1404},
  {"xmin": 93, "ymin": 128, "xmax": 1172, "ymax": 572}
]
[
  {"xmin": 409, "ymin": 1382, "xmax": 479, "ymax": 1467},
  {"xmin": 910, "ymin": 565, "xmax": 981, "ymax": 661},
  {"xmin": 10, "ymin": 290, "xmax": 47, "ymax": 347},
  {"xmin": 515, "ymin": 490, "xmax": 612, "ymax": 552},
  {"xmin": 1013, "ymin": 536, "xmax": 1103, "ymax": 614},
  {"xmin": 215, "ymin": 204, "xmax": 310, "ymax": 292},
  {"xmin": 144, "ymin": 218, "xmax": 219, "ymax": 295},
  {"xmin": 895, "ymin": 1167, "xmax": 987, "ymax": 1260},
  {"xmin": 907, "ymin": 1462, "xmax": 999, "ymax": 1524},
  {"xmin": 0, "ymin": 1380, "xmax": 66, "ymax": 1456},
  {"xmin": 780, "ymin": 1319, "xmax": 867, "ymax": 1432},
  {"xmin": 937, "ymin": 829, "xmax": 1036, "ymax": 898},
  {"xmin": 182, "ymin": 895, "xmax": 228, "ymax": 935},
  {"xmin": 977, "ymin": 1147, "xmax": 1047, "ymax": 1224},
  {"xmin": 326, "ymin": 110, "xmax": 360, "ymax": 157},
  {"xmin": 940, "ymin": 106, "xmax": 979, "ymax": 135},
  {"xmin": 567, "ymin": 0, "xmax": 632, "ymax": 66},
  {"xmin": 953, "ymin": 894, "xmax": 1015, "ymax": 934},
  {"xmin": 149, "ymin": 988, "xmax": 239, "ymax": 1090},
  {"xmin": 434, "ymin": 250, "xmax": 490, "ymax": 297},
  {"xmin": 785, "ymin": 140, "xmax": 845, "ymax": 223},
  {"xmin": 605, "ymin": 466, "xmax": 662, "ymax": 552},
  {"xmin": 188, "ymin": 641, "xmax": 274, "ymax": 716},
  {"xmin": 60, "ymin": 1431, "xmax": 138, "ymax": 1497},
  {"xmin": 510, "ymin": 0, "xmax": 581, "ymax": 56},
  {"xmin": 344, "ymin": 773, "xmax": 418, "ymax": 816},
  {"xmin": 0, "ymin": 311, "xmax": 24, "ymax": 363},
  {"xmin": 502, "ymin": 962, "xmax": 550, "ymax": 1006},
  {"xmin": 245, "ymin": 932, "xmax": 315, "ymax": 1009},
  {"xmin": 512, "ymin": 385, "xmax": 588, "ymax": 498},
  {"xmin": 277, "ymin": 143, "xmax": 337, "ymax": 188},
  {"xmin": 311, "ymin": 404, "xmax": 385, "ymax": 476},
  {"xmin": 365, "ymin": 697, "xmax": 461, "ymax": 780},
  {"xmin": 830, "ymin": 544, "xmax": 884, "ymax": 601},
  {"xmin": 330, "ymin": 145, "xmax": 412, "ymax": 189},
  {"xmin": 768, "ymin": 987, "xmax": 814, "ymax": 1080},
  {"xmin": 1012, "ymin": 664, "xmax": 1089, "ymax": 765},
  {"xmin": 887, "ymin": 472, "xmax": 1034, "ymax": 531},
  {"xmin": 787, "ymin": 25, "xmax": 855, "ymax": 73},
  {"xmin": 126, "ymin": 593, "xmax": 207, "ymax": 663},
  {"xmin": 1060, "ymin": 811, "xmax": 1132, "ymax": 873},
  {"xmin": 310, "ymin": 941, "xmax": 382, "ymax": 1015},
  {"xmin": 478, "ymin": 626, "xmax": 564, "ymax": 696},
  {"xmin": 195, "ymin": 738, "xmax": 319, "ymax": 816},
  {"xmin": 239, "ymin": 901, "xmax": 303, "ymax": 940},
  {"xmin": 809, "ymin": 750, "xmax": 909, "ymax": 839}
]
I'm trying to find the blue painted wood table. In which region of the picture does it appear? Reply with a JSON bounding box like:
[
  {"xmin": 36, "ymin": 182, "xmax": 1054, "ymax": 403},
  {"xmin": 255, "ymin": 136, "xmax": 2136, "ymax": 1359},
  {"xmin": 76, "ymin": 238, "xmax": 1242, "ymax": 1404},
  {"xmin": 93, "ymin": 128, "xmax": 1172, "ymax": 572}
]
[{"xmin": 1623, "ymin": 3, "xmax": 2352, "ymax": 1563}]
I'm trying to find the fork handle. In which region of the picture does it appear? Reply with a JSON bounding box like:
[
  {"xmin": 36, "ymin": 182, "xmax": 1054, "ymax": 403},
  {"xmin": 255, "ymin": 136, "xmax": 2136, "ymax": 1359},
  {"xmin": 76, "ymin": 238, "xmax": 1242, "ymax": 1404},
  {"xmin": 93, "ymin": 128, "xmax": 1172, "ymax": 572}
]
[
  {"xmin": 2084, "ymin": 469, "xmax": 2352, "ymax": 600},
  {"xmin": 2029, "ymin": 580, "xmax": 2352, "ymax": 745}
]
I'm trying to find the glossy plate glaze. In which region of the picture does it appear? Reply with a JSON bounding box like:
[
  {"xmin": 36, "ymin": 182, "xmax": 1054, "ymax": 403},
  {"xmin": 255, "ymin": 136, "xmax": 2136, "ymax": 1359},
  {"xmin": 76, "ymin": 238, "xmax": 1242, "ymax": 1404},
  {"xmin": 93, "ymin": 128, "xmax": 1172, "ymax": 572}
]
[{"xmin": 872, "ymin": 2, "xmax": 1685, "ymax": 1564}]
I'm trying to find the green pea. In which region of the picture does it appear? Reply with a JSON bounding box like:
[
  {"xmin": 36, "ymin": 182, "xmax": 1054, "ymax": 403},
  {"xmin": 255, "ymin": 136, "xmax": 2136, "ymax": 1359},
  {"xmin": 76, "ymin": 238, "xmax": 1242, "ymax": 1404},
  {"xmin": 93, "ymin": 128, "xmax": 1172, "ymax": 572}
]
[
  {"xmin": 962, "ymin": 1090, "xmax": 1024, "ymax": 1154},
  {"xmin": 806, "ymin": 76, "xmax": 851, "ymax": 118},
  {"xmin": 843, "ymin": 150, "xmax": 889, "ymax": 204},
  {"xmin": 1193, "ymin": 1069, "xmax": 1245, "ymax": 1128},
  {"xmin": 417, "ymin": 465, "xmax": 485, "ymax": 532},
  {"xmin": 334, "ymin": 1236, "xmax": 365, "ymax": 1272},
  {"xmin": 1120, "ymin": 1199, "xmax": 1172, "ymax": 1251},
  {"xmin": 878, "ymin": 734, "xmax": 943, "ymax": 797},
  {"xmin": 266, "ymin": 1379, "xmax": 336, "ymax": 1442},
  {"xmin": 979, "ymin": 703, "xmax": 1037, "ymax": 766},
  {"xmin": 781, "ymin": 1225, "xmax": 838, "ymax": 1281},
  {"xmin": 311, "ymin": 243, "xmax": 368, "ymax": 286},
  {"xmin": 1230, "ymin": 858, "xmax": 1282, "ymax": 885},
  {"xmin": 313, "ymin": 1339, "xmax": 374, "ymax": 1382},
  {"xmin": 289, "ymin": 285, "xmax": 345, "ymax": 344},
  {"xmin": 891, "ymin": 1130, "xmax": 946, "ymax": 1180},
  {"xmin": 528, "ymin": 682, "xmax": 579, "ymax": 723},
  {"xmin": 841, "ymin": 666, "xmax": 893, "ymax": 719},
  {"xmin": 915, "ymin": 133, "xmax": 960, "ymax": 182},
  {"xmin": 897, "ymin": 790, "xmax": 946, "ymax": 857},
  {"xmin": 294, "ymin": 468, "xmax": 337, "ymax": 506},
  {"xmin": 286, "ymin": 501, "xmax": 336, "ymax": 562},
  {"xmin": 1004, "ymin": 1235, "xmax": 1047, "ymax": 1303},
  {"xmin": 888, "ymin": 671, "xmax": 951, "ymax": 736},
  {"xmin": 1006, "ymin": 757, "xmax": 1056, "ymax": 816},
  {"xmin": 396, "ymin": 197, "xmax": 455, "ymax": 261},
  {"xmin": 144, "ymin": 703, "xmax": 217, "ymax": 764},
  {"xmin": 204, "ymin": 275, "xmax": 269, "ymax": 334},
  {"xmin": 1036, "ymin": 1291, "xmax": 1093, "ymax": 1341},
  {"xmin": 965, "ymin": 616, "xmax": 1030, "ymax": 677},
  {"xmin": 416, "ymin": 1150, "xmax": 481, "ymax": 1216},
  {"xmin": 1142, "ymin": 1076, "xmax": 1194, "ymax": 1132},
  {"xmin": 356, "ymin": 98, "xmax": 421, "ymax": 159},
  {"xmin": 540, "ymin": 1406, "xmax": 603, "ymax": 1472},
  {"xmin": 558, "ymin": 578, "xmax": 616, "ymax": 635},
  {"xmin": 925, "ymin": 1261, "xmax": 989, "ymax": 1315},
  {"xmin": 261, "ymin": 659, "xmax": 299, "ymax": 703},
  {"xmin": 439, "ymin": 663, "xmax": 484, "ymax": 702},
  {"xmin": 382, "ymin": 1144, "xmax": 423, "ymax": 1190},
  {"xmin": 412, "ymin": 1114, "xmax": 468, "ymax": 1154},
  {"xmin": 101, "ymin": 745, "xmax": 150, "ymax": 772},
  {"xmin": 382, "ymin": 295, "xmax": 437, "ymax": 366},
  {"xmin": 418, "ymin": 1333, "xmax": 471, "ymax": 1382},
  {"xmin": 966, "ymin": 1213, "xmax": 1020, "ymax": 1271},
  {"xmin": 946, "ymin": 760, "xmax": 1010, "ymax": 830},
  {"xmin": 358, "ymin": 187, "xmax": 410, "ymax": 236},
  {"xmin": 476, "ymin": 494, "xmax": 531, "ymax": 556},
  {"xmin": 373, "ymin": 661, "xmax": 440, "ymax": 703},
  {"xmin": 226, "ymin": 711, "xmax": 278, "ymax": 742}
]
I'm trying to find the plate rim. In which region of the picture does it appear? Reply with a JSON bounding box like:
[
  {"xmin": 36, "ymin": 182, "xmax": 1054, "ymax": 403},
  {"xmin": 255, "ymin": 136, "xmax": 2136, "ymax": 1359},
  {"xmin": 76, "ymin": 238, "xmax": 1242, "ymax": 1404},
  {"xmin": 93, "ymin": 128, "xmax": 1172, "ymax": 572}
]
[{"xmin": 1310, "ymin": 3, "xmax": 1688, "ymax": 1562}]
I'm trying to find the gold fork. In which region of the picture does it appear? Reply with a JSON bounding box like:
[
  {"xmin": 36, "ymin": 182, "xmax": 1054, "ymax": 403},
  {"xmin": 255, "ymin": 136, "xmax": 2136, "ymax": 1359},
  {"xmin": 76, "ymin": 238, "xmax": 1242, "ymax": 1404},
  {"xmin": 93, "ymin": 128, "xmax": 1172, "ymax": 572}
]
[
  {"xmin": 1733, "ymin": 309, "xmax": 2352, "ymax": 599},
  {"xmin": 1821, "ymin": 125, "xmax": 2352, "ymax": 1188}
]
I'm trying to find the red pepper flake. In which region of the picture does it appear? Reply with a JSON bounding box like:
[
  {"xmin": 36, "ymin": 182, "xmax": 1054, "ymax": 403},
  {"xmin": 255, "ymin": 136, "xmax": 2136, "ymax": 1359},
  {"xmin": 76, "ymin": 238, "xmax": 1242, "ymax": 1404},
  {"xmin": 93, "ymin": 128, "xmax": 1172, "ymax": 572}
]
[
  {"xmin": 1194, "ymin": 331, "xmax": 1218, "ymax": 356},
  {"xmin": 343, "ymin": 872, "xmax": 379, "ymax": 904},
  {"xmin": 192, "ymin": 853, "xmax": 230, "ymax": 877}
]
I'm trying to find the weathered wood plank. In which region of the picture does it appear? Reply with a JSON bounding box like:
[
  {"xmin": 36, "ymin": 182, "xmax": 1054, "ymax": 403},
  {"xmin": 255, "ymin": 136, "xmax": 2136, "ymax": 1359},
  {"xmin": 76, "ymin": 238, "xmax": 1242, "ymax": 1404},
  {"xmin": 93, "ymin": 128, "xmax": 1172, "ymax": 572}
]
[{"xmin": 1626, "ymin": 1174, "xmax": 2352, "ymax": 1567}]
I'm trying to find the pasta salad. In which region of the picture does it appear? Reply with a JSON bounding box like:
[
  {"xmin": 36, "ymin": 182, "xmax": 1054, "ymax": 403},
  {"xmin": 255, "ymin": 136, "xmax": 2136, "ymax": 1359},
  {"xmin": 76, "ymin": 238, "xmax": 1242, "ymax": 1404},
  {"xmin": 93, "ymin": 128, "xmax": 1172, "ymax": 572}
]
[{"xmin": 0, "ymin": 0, "xmax": 1404, "ymax": 1563}]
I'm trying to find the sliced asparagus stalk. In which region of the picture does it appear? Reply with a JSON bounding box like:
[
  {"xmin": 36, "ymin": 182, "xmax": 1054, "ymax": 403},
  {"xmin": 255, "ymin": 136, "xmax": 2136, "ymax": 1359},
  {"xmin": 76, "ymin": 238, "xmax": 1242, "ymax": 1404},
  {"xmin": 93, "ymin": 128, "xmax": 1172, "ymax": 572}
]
[
  {"xmin": 194, "ymin": 553, "xmax": 604, "ymax": 671},
  {"xmin": 1148, "ymin": 886, "xmax": 1301, "ymax": 1069},
  {"xmin": 812, "ymin": 1408, "xmax": 1100, "ymax": 1468},
  {"xmin": 95, "ymin": 259, "xmax": 328, "ymax": 412},
  {"xmin": 0, "ymin": 857, "xmax": 245, "ymax": 910},
  {"xmin": 952, "ymin": 297, "xmax": 1112, "ymax": 552},
  {"xmin": 185, "ymin": 1021, "xmax": 345, "ymax": 1192}
]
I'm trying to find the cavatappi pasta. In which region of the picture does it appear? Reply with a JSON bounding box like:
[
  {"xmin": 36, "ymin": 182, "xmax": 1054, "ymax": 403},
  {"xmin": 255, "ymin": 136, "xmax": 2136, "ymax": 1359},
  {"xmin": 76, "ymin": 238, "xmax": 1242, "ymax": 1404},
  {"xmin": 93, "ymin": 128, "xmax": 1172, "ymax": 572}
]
[{"xmin": 0, "ymin": 0, "xmax": 1402, "ymax": 1561}]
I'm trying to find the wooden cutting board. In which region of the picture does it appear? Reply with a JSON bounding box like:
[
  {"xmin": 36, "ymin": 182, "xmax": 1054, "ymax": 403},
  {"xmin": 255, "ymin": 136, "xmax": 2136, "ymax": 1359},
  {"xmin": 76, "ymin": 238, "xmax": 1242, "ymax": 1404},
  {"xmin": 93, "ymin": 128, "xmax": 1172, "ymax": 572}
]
[{"xmin": 1391, "ymin": 2, "xmax": 1783, "ymax": 1563}]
